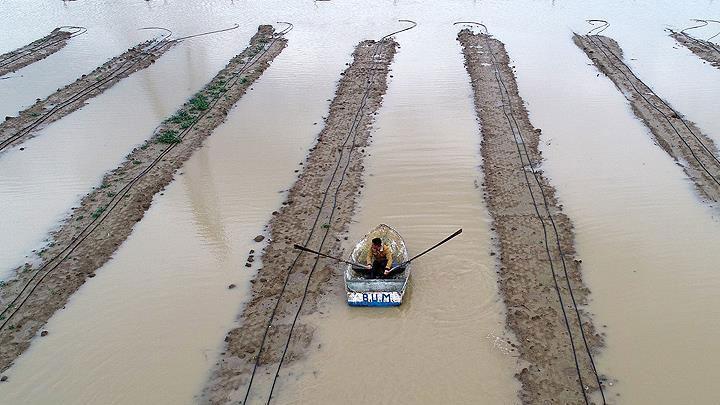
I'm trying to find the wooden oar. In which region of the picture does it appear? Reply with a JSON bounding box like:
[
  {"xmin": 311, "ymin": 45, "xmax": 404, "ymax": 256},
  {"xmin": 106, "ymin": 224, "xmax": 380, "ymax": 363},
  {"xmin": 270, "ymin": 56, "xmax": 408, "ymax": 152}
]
[
  {"xmin": 293, "ymin": 244, "xmax": 365, "ymax": 268},
  {"xmin": 389, "ymin": 228, "xmax": 463, "ymax": 271}
]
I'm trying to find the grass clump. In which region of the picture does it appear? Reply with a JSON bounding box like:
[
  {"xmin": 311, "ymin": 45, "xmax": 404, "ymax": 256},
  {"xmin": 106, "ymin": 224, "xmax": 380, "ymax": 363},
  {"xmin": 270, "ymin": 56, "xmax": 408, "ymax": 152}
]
[
  {"xmin": 169, "ymin": 110, "xmax": 196, "ymax": 128},
  {"xmin": 91, "ymin": 206, "xmax": 105, "ymax": 219},
  {"xmin": 190, "ymin": 95, "xmax": 209, "ymax": 111},
  {"xmin": 209, "ymin": 80, "xmax": 227, "ymax": 96},
  {"xmin": 157, "ymin": 130, "xmax": 181, "ymax": 144}
]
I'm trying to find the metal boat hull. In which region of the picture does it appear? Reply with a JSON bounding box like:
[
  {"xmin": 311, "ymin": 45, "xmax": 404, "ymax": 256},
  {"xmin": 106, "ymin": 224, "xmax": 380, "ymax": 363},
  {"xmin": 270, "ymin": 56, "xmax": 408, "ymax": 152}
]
[{"xmin": 344, "ymin": 224, "xmax": 410, "ymax": 306}]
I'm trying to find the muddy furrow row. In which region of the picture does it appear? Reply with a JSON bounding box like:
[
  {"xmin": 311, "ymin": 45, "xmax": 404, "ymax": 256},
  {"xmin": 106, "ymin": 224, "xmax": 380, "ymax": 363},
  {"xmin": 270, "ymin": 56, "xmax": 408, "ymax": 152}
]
[
  {"xmin": 201, "ymin": 39, "xmax": 397, "ymax": 405},
  {"xmin": 0, "ymin": 25, "xmax": 286, "ymax": 373},
  {"xmin": 0, "ymin": 39, "xmax": 176, "ymax": 152},
  {"xmin": 669, "ymin": 30, "xmax": 720, "ymax": 69},
  {"xmin": 0, "ymin": 28, "xmax": 77, "ymax": 77},
  {"xmin": 575, "ymin": 34, "xmax": 720, "ymax": 203},
  {"xmin": 458, "ymin": 30, "xmax": 604, "ymax": 404}
]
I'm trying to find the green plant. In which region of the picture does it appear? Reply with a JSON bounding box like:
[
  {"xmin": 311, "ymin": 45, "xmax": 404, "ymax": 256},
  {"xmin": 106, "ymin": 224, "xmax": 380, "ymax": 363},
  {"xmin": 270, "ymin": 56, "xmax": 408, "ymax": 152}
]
[
  {"xmin": 157, "ymin": 130, "xmax": 181, "ymax": 144},
  {"xmin": 169, "ymin": 110, "xmax": 192, "ymax": 124},
  {"xmin": 190, "ymin": 95, "xmax": 209, "ymax": 111},
  {"xmin": 209, "ymin": 80, "xmax": 226, "ymax": 92},
  {"xmin": 91, "ymin": 206, "xmax": 105, "ymax": 219}
]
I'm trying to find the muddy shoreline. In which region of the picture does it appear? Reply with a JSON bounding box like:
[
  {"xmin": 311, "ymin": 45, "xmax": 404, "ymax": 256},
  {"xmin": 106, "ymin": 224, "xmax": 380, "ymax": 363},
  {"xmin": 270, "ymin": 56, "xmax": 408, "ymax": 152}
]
[
  {"xmin": 0, "ymin": 28, "xmax": 74, "ymax": 77},
  {"xmin": 0, "ymin": 39, "xmax": 176, "ymax": 151},
  {"xmin": 669, "ymin": 31, "xmax": 720, "ymax": 69},
  {"xmin": 201, "ymin": 39, "xmax": 397, "ymax": 404},
  {"xmin": 575, "ymin": 34, "xmax": 720, "ymax": 203},
  {"xmin": 0, "ymin": 25, "xmax": 286, "ymax": 373},
  {"xmin": 458, "ymin": 30, "xmax": 604, "ymax": 404}
]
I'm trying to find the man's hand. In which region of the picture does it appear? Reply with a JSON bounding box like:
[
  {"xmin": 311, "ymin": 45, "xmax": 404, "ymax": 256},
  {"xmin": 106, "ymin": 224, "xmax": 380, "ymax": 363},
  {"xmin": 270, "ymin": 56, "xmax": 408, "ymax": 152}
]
[
  {"xmin": 365, "ymin": 264, "xmax": 372, "ymax": 270},
  {"xmin": 384, "ymin": 269, "xmax": 391, "ymax": 275}
]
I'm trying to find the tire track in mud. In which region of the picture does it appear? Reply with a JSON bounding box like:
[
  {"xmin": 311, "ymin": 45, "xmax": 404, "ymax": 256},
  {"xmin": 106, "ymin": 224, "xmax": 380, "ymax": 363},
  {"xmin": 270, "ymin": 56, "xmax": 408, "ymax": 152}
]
[
  {"xmin": 0, "ymin": 38, "xmax": 176, "ymax": 152},
  {"xmin": 669, "ymin": 30, "xmax": 720, "ymax": 69},
  {"xmin": 0, "ymin": 27, "xmax": 82, "ymax": 77},
  {"xmin": 201, "ymin": 39, "xmax": 398, "ymax": 405},
  {"xmin": 0, "ymin": 25, "xmax": 286, "ymax": 373},
  {"xmin": 458, "ymin": 29, "xmax": 605, "ymax": 404},
  {"xmin": 575, "ymin": 33, "xmax": 720, "ymax": 204}
]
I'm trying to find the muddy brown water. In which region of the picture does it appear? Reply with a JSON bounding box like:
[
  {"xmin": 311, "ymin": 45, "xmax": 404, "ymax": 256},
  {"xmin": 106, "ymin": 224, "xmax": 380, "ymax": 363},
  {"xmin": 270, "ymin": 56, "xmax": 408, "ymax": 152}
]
[
  {"xmin": 0, "ymin": 26, "xmax": 261, "ymax": 276},
  {"xmin": 270, "ymin": 24, "xmax": 520, "ymax": 404},
  {"xmin": 2, "ymin": 0, "xmax": 720, "ymax": 404},
  {"xmin": 499, "ymin": 8, "xmax": 720, "ymax": 403}
]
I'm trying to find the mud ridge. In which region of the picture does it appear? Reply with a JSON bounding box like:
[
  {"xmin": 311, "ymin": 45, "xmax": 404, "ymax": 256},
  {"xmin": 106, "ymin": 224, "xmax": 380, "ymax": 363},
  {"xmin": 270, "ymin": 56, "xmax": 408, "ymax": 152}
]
[
  {"xmin": 575, "ymin": 34, "xmax": 720, "ymax": 203},
  {"xmin": 458, "ymin": 30, "xmax": 605, "ymax": 404},
  {"xmin": 0, "ymin": 39, "xmax": 176, "ymax": 151},
  {"xmin": 0, "ymin": 25, "xmax": 286, "ymax": 373},
  {"xmin": 0, "ymin": 28, "xmax": 76, "ymax": 77},
  {"xmin": 669, "ymin": 30, "xmax": 720, "ymax": 69},
  {"xmin": 201, "ymin": 39, "xmax": 398, "ymax": 404}
]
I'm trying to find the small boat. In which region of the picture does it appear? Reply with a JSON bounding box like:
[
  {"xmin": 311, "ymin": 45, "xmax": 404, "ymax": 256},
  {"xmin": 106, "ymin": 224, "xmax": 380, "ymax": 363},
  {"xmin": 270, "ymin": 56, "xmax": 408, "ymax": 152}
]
[{"xmin": 345, "ymin": 224, "xmax": 410, "ymax": 307}]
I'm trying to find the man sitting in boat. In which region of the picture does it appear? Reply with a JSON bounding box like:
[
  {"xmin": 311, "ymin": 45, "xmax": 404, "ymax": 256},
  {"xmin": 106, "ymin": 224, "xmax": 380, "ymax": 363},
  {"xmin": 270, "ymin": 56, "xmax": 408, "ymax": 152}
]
[{"xmin": 364, "ymin": 237, "xmax": 394, "ymax": 279}]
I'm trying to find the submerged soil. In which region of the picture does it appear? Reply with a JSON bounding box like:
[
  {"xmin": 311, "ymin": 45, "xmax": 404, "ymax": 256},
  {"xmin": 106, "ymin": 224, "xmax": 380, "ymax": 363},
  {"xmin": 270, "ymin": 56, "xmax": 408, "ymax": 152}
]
[
  {"xmin": 0, "ymin": 25, "xmax": 286, "ymax": 373},
  {"xmin": 575, "ymin": 34, "xmax": 720, "ymax": 203},
  {"xmin": 458, "ymin": 30, "xmax": 604, "ymax": 404},
  {"xmin": 0, "ymin": 28, "xmax": 74, "ymax": 77},
  {"xmin": 201, "ymin": 39, "xmax": 397, "ymax": 404},
  {"xmin": 669, "ymin": 30, "xmax": 720, "ymax": 69},
  {"xmin": 0, "ymin": 39, "xmax": 176, "ymax": 151}
]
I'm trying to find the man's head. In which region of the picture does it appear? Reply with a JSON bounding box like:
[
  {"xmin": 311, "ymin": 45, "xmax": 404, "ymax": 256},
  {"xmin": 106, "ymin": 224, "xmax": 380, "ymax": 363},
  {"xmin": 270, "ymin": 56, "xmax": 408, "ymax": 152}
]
[{"xmin": 371, "ymin": 237, "xmax": 382, "ymax": 247}]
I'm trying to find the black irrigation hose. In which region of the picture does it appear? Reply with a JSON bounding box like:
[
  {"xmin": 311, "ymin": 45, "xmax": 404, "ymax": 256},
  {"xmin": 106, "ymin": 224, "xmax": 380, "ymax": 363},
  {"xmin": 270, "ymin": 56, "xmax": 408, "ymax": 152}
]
[
  {"xmin": 0, "ymin": 29, "xmax": 172, "ymax": 152},
  {"xmin": 0, "ymin": 22, "xmax": 292, "ymax": 332},
  {"xmin": 679, "ymin": 19, "xmax": 720, "ymax": 54},
  {"xmin": 173, "ymin": 23, "xmax": 240, "ymax": 41},
  {"xmin": 0, "ymin": 23, "xmax": 240, "ymax": 152},
  {"xmin": 456, "ymin": 21, "xmax": 606, "ymax": 405},
  {"xmin": 239, "ymin": 19, "xmax": 416, "ymax": 405},
  {"xmin": 265, "ymin": 20, "xmax": 416, "ymax": 404},
  {"xmin": 586, "ymin": 19, "xmax": 610, "ymax": 36},
  {"xmin": 708, "ymin": 20, "xmax": 720, "ymax": 42},
  {"xmin": 583, "ymin": 20, "xmax": 720, "ymax": 190},
  {"xmin": 0, "ymin": 26, "xmax": 87, "ymax": 69}
]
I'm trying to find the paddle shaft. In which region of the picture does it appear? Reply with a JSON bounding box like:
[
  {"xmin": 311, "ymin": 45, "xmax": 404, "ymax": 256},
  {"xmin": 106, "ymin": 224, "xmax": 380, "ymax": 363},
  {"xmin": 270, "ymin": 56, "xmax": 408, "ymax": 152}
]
[
  {"xmin": 293, "ymin": 244, "xmax": 364, "ymax": 267},
  {"xmin": 390, "ymin": 228, "xmax": 463, "ymax": 271}
]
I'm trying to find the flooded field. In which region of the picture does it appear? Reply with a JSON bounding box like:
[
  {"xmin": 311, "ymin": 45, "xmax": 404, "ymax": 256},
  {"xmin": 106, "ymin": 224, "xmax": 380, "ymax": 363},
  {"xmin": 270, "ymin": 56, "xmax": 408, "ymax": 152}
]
[
  {"xmin": 270, "ymin": 23, "xmax": 519, "ymax": 404},
  {"xmin": 1, "ymin": 0, "xmax": 720, "ymax": 404}
]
